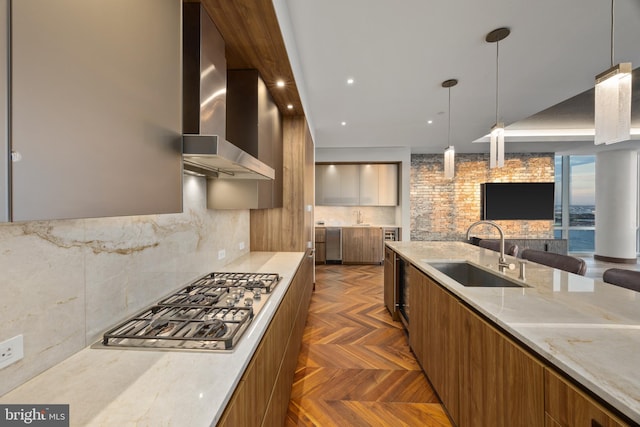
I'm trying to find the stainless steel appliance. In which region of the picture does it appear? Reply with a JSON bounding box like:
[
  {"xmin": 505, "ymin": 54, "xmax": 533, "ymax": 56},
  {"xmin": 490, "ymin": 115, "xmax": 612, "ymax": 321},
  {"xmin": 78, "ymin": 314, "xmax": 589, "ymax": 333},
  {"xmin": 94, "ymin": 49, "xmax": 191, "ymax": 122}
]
[
  {"xmin": 325, "ymin": 227, "xmax": 342, "ymax": 263},
  {"xmin": 102, "ymin": 272, "xmax": 280, "ymax": 351},
  {"xmin": 182, "ymin": 3, "xmax": 274, "ymax": 180}
]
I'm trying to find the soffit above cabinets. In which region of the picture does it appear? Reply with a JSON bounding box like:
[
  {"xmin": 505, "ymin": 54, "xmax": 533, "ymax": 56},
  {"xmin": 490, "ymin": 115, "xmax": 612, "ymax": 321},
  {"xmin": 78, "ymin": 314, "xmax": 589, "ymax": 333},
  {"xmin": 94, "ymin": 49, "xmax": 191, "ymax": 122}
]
[{"xmin": 199, "ymin": 0, "xmax": 302, "ymax": 117}]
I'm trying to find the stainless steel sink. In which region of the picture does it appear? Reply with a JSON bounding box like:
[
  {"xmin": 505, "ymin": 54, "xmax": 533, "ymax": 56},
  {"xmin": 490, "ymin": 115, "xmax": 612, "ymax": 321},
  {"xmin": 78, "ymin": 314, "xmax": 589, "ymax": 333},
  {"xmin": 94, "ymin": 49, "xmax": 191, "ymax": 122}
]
[{"xmin": 428, "ymin": 261, "xmax": 528, "ymax": 288}]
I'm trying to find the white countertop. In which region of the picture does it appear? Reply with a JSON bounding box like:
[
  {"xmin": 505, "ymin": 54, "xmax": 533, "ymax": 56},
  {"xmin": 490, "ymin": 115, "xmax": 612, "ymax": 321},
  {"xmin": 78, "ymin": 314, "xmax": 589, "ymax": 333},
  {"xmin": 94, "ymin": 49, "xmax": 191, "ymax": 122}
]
[
  {"xmin": 0, "ymin": 252, "xmax": 305, "ymax": 427},
  {"xmin": 387, "ymin": 241, "xmax": 640, "ymax": 424}
]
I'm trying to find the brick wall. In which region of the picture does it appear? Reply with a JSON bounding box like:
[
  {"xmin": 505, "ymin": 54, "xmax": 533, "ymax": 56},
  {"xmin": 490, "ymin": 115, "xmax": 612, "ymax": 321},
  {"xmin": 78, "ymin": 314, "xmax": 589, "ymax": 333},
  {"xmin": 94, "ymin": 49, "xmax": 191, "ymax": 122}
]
[{"xmin": 411, "ymin": 153, "xmax": 555, "ymax": 241}]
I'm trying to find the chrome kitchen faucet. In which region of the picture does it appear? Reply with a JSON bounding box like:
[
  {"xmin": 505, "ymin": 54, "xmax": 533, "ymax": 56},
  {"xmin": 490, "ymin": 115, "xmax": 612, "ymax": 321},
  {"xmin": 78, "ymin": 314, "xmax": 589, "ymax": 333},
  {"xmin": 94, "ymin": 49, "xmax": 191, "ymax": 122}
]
[{"xmin": 466, "ymin": 220, "xmax": 515, "ymax": 273}]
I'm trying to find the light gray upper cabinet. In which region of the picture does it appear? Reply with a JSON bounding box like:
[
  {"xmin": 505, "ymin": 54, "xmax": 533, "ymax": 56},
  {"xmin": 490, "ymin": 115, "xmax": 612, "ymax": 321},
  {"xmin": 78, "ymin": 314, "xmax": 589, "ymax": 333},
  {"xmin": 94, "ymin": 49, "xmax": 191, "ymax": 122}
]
[
  {"xmin": 315, "ymin": 164, "xmax": 359, "ymax": 206},
  {"xmin": 377, "ymin": 163, "xmax": 398, "ymax": 206},
  {"xmin": 0, "ymin": 0, "xmax": 8, "ymax": 222},
  {"xmin": 10, "ymin": 0, "xmax": 182, "ymax": 221},
  {"xmin": 316, "ymin": 163, "xmax": 398, "ymax": 206},
  {"xmin": 359, "ymin": 164, "xmax": 379, "ymax": 205},
  {"xmin": 219, "ymin": 69, "xmax": 283, "ymax": 210}
]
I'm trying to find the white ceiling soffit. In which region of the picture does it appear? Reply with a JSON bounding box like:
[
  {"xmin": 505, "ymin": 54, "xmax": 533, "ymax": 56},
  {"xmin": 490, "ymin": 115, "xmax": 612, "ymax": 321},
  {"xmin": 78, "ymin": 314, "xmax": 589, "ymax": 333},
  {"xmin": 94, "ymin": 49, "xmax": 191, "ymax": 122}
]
[{"xmin": 275, "ymin": 0, "xmax": 640, "ymax": 154}]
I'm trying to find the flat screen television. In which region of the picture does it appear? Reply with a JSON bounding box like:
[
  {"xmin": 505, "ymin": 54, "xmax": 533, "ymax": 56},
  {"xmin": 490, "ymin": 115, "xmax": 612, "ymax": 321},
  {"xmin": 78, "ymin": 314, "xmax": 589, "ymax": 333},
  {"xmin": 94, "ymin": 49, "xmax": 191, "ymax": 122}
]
[{"xmin": 480, "ymin": 182, "xmax": 555, "ymax": 220}]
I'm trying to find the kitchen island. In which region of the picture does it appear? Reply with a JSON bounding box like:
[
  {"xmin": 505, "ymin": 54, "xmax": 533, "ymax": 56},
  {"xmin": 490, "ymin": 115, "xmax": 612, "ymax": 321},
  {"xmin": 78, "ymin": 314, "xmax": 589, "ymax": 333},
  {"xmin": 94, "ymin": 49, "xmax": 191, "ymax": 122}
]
[
  {"xmin": 0, "ymin": 251, "xmax": 309, "ymax": 426},
  {"xmin": 386, "ymin": 241, "xmax": 640, "ymax": 426}
]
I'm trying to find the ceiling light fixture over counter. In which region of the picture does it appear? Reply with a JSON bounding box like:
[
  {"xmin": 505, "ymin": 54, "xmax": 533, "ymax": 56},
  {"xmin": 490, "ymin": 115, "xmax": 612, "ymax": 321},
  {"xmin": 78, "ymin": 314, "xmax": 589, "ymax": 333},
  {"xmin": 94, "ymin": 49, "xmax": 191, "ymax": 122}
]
[
  {"xmin": 442, "ymin": 78, "xmax": 458, "ymax": 179},
  {"xmin": 594, "ymin": 0, "xmax": 632, "ymax": 145},
  {"xmin": 486, "ymin": 27, "xmax": 510, "ymax": 169}
]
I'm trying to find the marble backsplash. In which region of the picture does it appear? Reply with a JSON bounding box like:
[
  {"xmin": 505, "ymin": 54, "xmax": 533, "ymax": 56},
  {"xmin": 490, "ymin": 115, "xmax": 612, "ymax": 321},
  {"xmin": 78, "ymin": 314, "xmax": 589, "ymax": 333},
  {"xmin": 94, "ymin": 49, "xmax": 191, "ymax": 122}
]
[
  {"xmin": 314, "ymin": 205, "xmax": 398, "ymax": 226},
  {"xmin": 0, "ymin": 174, "xmax": 249, "ymax": 396}
]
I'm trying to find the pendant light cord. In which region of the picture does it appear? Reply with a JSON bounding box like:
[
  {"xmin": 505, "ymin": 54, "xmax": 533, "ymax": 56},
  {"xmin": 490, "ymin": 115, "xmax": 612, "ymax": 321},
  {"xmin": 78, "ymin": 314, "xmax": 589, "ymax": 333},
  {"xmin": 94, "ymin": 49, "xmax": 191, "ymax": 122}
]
[
  {"xmin": 448, "ymin": 87, "xmax": 451, "ymax": 146},
  {"xmin": 495, "ymin": 40, "xmax": 500, "ymax": 124},
  {"xmin": 610, "ymin": 0, "xmax": 614, "ymax": 67}
]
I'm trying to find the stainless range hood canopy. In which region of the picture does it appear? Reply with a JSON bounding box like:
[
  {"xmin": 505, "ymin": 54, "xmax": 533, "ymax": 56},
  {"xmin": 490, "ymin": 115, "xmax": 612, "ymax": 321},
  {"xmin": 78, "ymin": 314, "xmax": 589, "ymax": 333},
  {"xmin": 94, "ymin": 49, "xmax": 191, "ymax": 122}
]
[
  {"xmin": 182, "ymin": 3, "xmax": 274, "ymax": 180},
  {"xmin": 183, "ymin": 135, "xmax": 275, "ymax": 180}
]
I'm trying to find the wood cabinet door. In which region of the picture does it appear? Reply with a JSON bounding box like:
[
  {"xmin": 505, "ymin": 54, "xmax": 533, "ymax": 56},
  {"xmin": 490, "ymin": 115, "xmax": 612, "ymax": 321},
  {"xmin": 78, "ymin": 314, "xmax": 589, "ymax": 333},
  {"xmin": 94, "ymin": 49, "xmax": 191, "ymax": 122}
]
[
  {"xmin": 459, "ymin": 308, "xmax": 545, "ymax": 427},
  {"xmin": 342, "ymin": 227, "xmax": 363, "ymax": 263},
  {"xmin": 408, "ymin": 265, "xmax": 427, "ymax": 365},
  {"xmin": 544, "ymin": 369, "xmax": 628, "ymax": 427},
  {"xmin": 424, "ymin": 274, "xmax": 461, "ymax": 424},
  {"xmin": 362, "ymin": 227, "xmax": 383, "ymax": 263},
  {"xmin": 383, "ymin": 247, "xmax": 397, "ymax": 319}
]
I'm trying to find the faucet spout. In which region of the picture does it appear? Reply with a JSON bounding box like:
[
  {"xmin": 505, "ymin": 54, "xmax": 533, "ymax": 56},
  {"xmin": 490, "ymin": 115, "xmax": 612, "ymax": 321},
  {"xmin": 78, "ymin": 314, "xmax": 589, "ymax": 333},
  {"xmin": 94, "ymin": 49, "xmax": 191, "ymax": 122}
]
[{"xmin": 466, "ymin": 220, "xmax": 515, "ymax": 273}]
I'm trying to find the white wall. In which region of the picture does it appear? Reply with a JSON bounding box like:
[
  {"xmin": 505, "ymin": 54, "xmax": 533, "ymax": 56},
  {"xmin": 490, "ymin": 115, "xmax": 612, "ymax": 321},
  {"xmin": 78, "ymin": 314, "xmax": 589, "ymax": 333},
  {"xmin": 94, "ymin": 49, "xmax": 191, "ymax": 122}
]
[
  {"xmin": 315, "ymin": 147, "xmax": 411, "ymax": 240},
  {"xmin": 0, "ymin": 175, "xmax": 249, "ymax": 395}
]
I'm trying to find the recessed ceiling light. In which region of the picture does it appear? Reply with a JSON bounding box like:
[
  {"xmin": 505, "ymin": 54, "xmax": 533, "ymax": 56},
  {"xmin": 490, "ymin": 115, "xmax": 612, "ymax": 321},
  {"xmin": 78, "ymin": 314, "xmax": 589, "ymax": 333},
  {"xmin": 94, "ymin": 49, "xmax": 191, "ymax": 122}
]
[
  {"xmin": 276, "ymin": 80, "xmax": 285, "ymax": 88},
  {"xmin": 341, "ymin": 121, "xmax": 347, "ymax": 126},
  {"xmin": 427, "ymin": 120, "xmax": 433, "ymax": 124},
  {"xmin": 347, "ymin": 78, "xmax": 355, "ymax": 85},
  {"xmin": 287, "ymin": 104, "xmax": 294, "ymax": 110}
]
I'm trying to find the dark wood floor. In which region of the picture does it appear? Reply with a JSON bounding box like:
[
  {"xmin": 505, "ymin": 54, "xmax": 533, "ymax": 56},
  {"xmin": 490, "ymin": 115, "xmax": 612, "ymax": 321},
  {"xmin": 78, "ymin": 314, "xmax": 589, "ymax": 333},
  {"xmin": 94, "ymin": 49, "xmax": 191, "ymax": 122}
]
[{"xmin": 286, "ymin": 264, "xmax": 452, "ymax": 426}]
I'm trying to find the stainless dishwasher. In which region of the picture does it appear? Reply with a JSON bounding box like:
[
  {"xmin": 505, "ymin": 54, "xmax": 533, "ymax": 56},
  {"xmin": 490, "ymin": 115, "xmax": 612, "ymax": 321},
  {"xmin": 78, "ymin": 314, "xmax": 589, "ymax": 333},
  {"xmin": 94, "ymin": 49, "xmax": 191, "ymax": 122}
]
[{"xmin": 325, "ymin": 227, "xmax": 342, "ymax": 263}]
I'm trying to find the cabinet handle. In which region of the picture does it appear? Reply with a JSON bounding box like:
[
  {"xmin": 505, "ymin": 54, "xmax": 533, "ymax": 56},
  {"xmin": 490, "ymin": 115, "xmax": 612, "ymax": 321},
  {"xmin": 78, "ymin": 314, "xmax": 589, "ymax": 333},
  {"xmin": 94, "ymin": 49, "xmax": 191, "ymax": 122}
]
[{"xmin": 591, "ymin": 419, "xmax": 603, "ymax": 427}]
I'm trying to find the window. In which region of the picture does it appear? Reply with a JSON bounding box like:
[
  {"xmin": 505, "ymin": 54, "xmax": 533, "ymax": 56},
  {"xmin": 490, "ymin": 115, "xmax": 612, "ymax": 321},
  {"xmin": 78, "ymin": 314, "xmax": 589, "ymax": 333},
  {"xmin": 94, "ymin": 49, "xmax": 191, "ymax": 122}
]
[{"xmin": 554, "ymin": 155, "xmax": 595, "ymax": 253}]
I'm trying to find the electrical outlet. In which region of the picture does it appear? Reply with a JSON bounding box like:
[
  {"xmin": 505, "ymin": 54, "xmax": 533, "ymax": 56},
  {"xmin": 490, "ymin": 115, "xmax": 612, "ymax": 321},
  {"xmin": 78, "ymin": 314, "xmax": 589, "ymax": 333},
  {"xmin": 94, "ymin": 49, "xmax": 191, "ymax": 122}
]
[
  {"xmin": 218, "ymin": 249, "xmax": 226, "ymax": 260},
  {"xmin": 0, "ymin": 335, "xmax": 24, "ymax": 370},
  {"xmin": 239, "ymin": 242, "xmax": 245, "ymax": 250}
]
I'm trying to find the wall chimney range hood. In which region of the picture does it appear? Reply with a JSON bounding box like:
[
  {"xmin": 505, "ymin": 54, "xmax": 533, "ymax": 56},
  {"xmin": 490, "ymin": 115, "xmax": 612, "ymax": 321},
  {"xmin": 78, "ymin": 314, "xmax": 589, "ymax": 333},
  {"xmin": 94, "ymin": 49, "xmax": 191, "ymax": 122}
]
[
  {"xmin": 182, "ymin": 3, "xmax": 274, "ymax": 180},
  {"xmin": 183, "ymin": 135, "xmax": 275, "ymax": 180}
]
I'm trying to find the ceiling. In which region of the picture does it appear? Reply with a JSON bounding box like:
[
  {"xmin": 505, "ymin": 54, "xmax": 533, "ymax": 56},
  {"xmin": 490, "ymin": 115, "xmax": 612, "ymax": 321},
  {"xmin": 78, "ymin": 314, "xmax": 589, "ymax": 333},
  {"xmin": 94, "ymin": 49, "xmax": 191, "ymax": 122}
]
[{"xmin": 273, "ymin": 0, "xmax": 640, "ymax": 155}]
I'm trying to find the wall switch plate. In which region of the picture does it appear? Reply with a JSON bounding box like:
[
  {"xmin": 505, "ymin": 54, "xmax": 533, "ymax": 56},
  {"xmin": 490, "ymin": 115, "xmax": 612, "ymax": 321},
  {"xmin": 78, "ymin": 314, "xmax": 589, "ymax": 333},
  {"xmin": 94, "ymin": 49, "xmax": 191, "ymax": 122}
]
[
  {"xmin": 239, "ymin": 242, "xmax": 245, "ymax": 250},
  {"xmin": 0, "ymin": 335, "xmax": 24, "ymax": 370},
  {"xmin": 218, "ymin": 249, "xmax": 226, "ymax": 260}
]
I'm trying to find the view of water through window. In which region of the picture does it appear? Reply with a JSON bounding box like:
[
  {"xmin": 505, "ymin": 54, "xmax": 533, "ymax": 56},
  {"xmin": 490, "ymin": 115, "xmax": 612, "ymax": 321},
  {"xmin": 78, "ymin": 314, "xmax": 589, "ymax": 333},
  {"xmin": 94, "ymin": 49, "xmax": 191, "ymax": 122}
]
[{"xmin": 555, "ymin": 155, "xmax": 596, "ymax": 252}]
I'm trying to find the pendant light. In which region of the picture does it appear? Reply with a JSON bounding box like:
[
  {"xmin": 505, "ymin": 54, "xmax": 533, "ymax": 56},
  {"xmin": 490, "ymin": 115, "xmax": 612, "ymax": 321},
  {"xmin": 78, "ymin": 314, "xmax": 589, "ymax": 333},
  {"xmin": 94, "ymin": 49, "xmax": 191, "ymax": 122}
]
[
  {"xmin": 442, "ymin": 79, "xmax": 458, "ymax": 179},
  {"xmin": 486, "ymin": 27, "xmax": 510, "ymax": 168},
  {"xmin": 594, "ymin": 0, "xmax": 632, "ymax": 145}
]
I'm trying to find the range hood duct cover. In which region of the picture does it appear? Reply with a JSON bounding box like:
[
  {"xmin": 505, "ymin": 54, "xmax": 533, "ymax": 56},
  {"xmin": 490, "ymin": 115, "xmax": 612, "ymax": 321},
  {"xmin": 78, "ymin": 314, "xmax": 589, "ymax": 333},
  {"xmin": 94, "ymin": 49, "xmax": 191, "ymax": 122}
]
[{"xmin": 182, "ymin": 3, "xmax": 274, "ymax": 180}]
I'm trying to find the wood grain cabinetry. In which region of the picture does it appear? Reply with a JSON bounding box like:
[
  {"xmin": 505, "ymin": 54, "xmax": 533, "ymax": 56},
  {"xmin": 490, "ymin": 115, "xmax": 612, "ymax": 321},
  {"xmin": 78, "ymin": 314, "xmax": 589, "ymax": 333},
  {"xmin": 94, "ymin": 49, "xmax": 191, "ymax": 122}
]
[
  {"xmin": 395, "ymin": 252, "xmax": 631, "ymax": 427},
  {"xmin": 409, "ymin": 266, "xmax": 460, "ymax": 423},
  {"xmin": 383, "ymin": 246, "xmax": 398, "ymax": 319},
  {"xmin": 250, "ymin": 116, "xmax": 314, "ymax": 253},
  {"xmin": 315, "ymin": 228, "xmax": 326, "ymax": 264},
  {"xmin": 544, "ymin": 368, "xmax": 628, "ymax": 427},
  {"xmin": 421, "ymin": 272, "xmax": 461, "ymax": 424},
  {"xmin": 218, "ymin": 255, "xmax": 313, "ymax": 427},
  {"xmin": 459, "ymin": 308, "xmax": 545, "ymax": 427},
  {"xmin": 342, "ymin": 227, "xmax": 383, "ymax": 264}
]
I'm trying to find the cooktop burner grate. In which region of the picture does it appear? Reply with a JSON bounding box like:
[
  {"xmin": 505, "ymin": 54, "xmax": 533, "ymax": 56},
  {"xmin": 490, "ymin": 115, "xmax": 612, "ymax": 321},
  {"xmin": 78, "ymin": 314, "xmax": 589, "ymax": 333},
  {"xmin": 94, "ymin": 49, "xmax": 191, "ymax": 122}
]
[{"xmin": 101, "ymin": 272, "xmax": 281, "ymax": 351}]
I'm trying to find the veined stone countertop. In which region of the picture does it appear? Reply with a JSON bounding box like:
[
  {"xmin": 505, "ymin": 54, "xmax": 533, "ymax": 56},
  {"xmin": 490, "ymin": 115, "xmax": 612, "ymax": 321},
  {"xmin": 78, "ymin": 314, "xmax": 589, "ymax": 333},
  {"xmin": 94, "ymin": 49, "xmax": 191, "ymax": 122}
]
[
  {"xmin": 387, "ymin": 241, "xmax": 640, "ymax": 424},
  {"xmin": 0, "ymin": 252, "xmax": 305, "ymax": 427}
]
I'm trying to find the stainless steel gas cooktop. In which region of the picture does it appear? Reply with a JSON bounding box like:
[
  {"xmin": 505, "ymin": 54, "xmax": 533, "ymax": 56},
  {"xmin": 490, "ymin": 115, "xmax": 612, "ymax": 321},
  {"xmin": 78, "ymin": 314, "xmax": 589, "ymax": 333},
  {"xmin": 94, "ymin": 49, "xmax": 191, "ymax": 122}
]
[{"xmin": 101, "ymin": 272, "xmax": 280, "ymax": 351}]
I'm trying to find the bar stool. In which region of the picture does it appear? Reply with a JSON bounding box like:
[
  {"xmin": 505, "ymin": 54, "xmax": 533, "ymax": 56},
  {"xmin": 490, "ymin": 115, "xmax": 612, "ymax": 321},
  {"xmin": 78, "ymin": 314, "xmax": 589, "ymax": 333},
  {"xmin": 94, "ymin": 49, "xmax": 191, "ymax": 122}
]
[
  {"xmin": 602, "ymin": 268, "xmax": 640, "ymax": 292},
  {"xmin": 520, "ymin": 249, "xmax": 587, "ymax": 276}
]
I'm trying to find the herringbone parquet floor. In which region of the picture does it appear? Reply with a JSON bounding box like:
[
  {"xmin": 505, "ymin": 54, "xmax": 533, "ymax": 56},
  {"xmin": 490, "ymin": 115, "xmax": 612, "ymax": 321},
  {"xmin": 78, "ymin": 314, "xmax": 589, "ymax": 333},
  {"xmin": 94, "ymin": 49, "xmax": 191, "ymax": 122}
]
[{"xmin": 285, "ymin": 264, "xmax": 452, "ymax": 426}]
